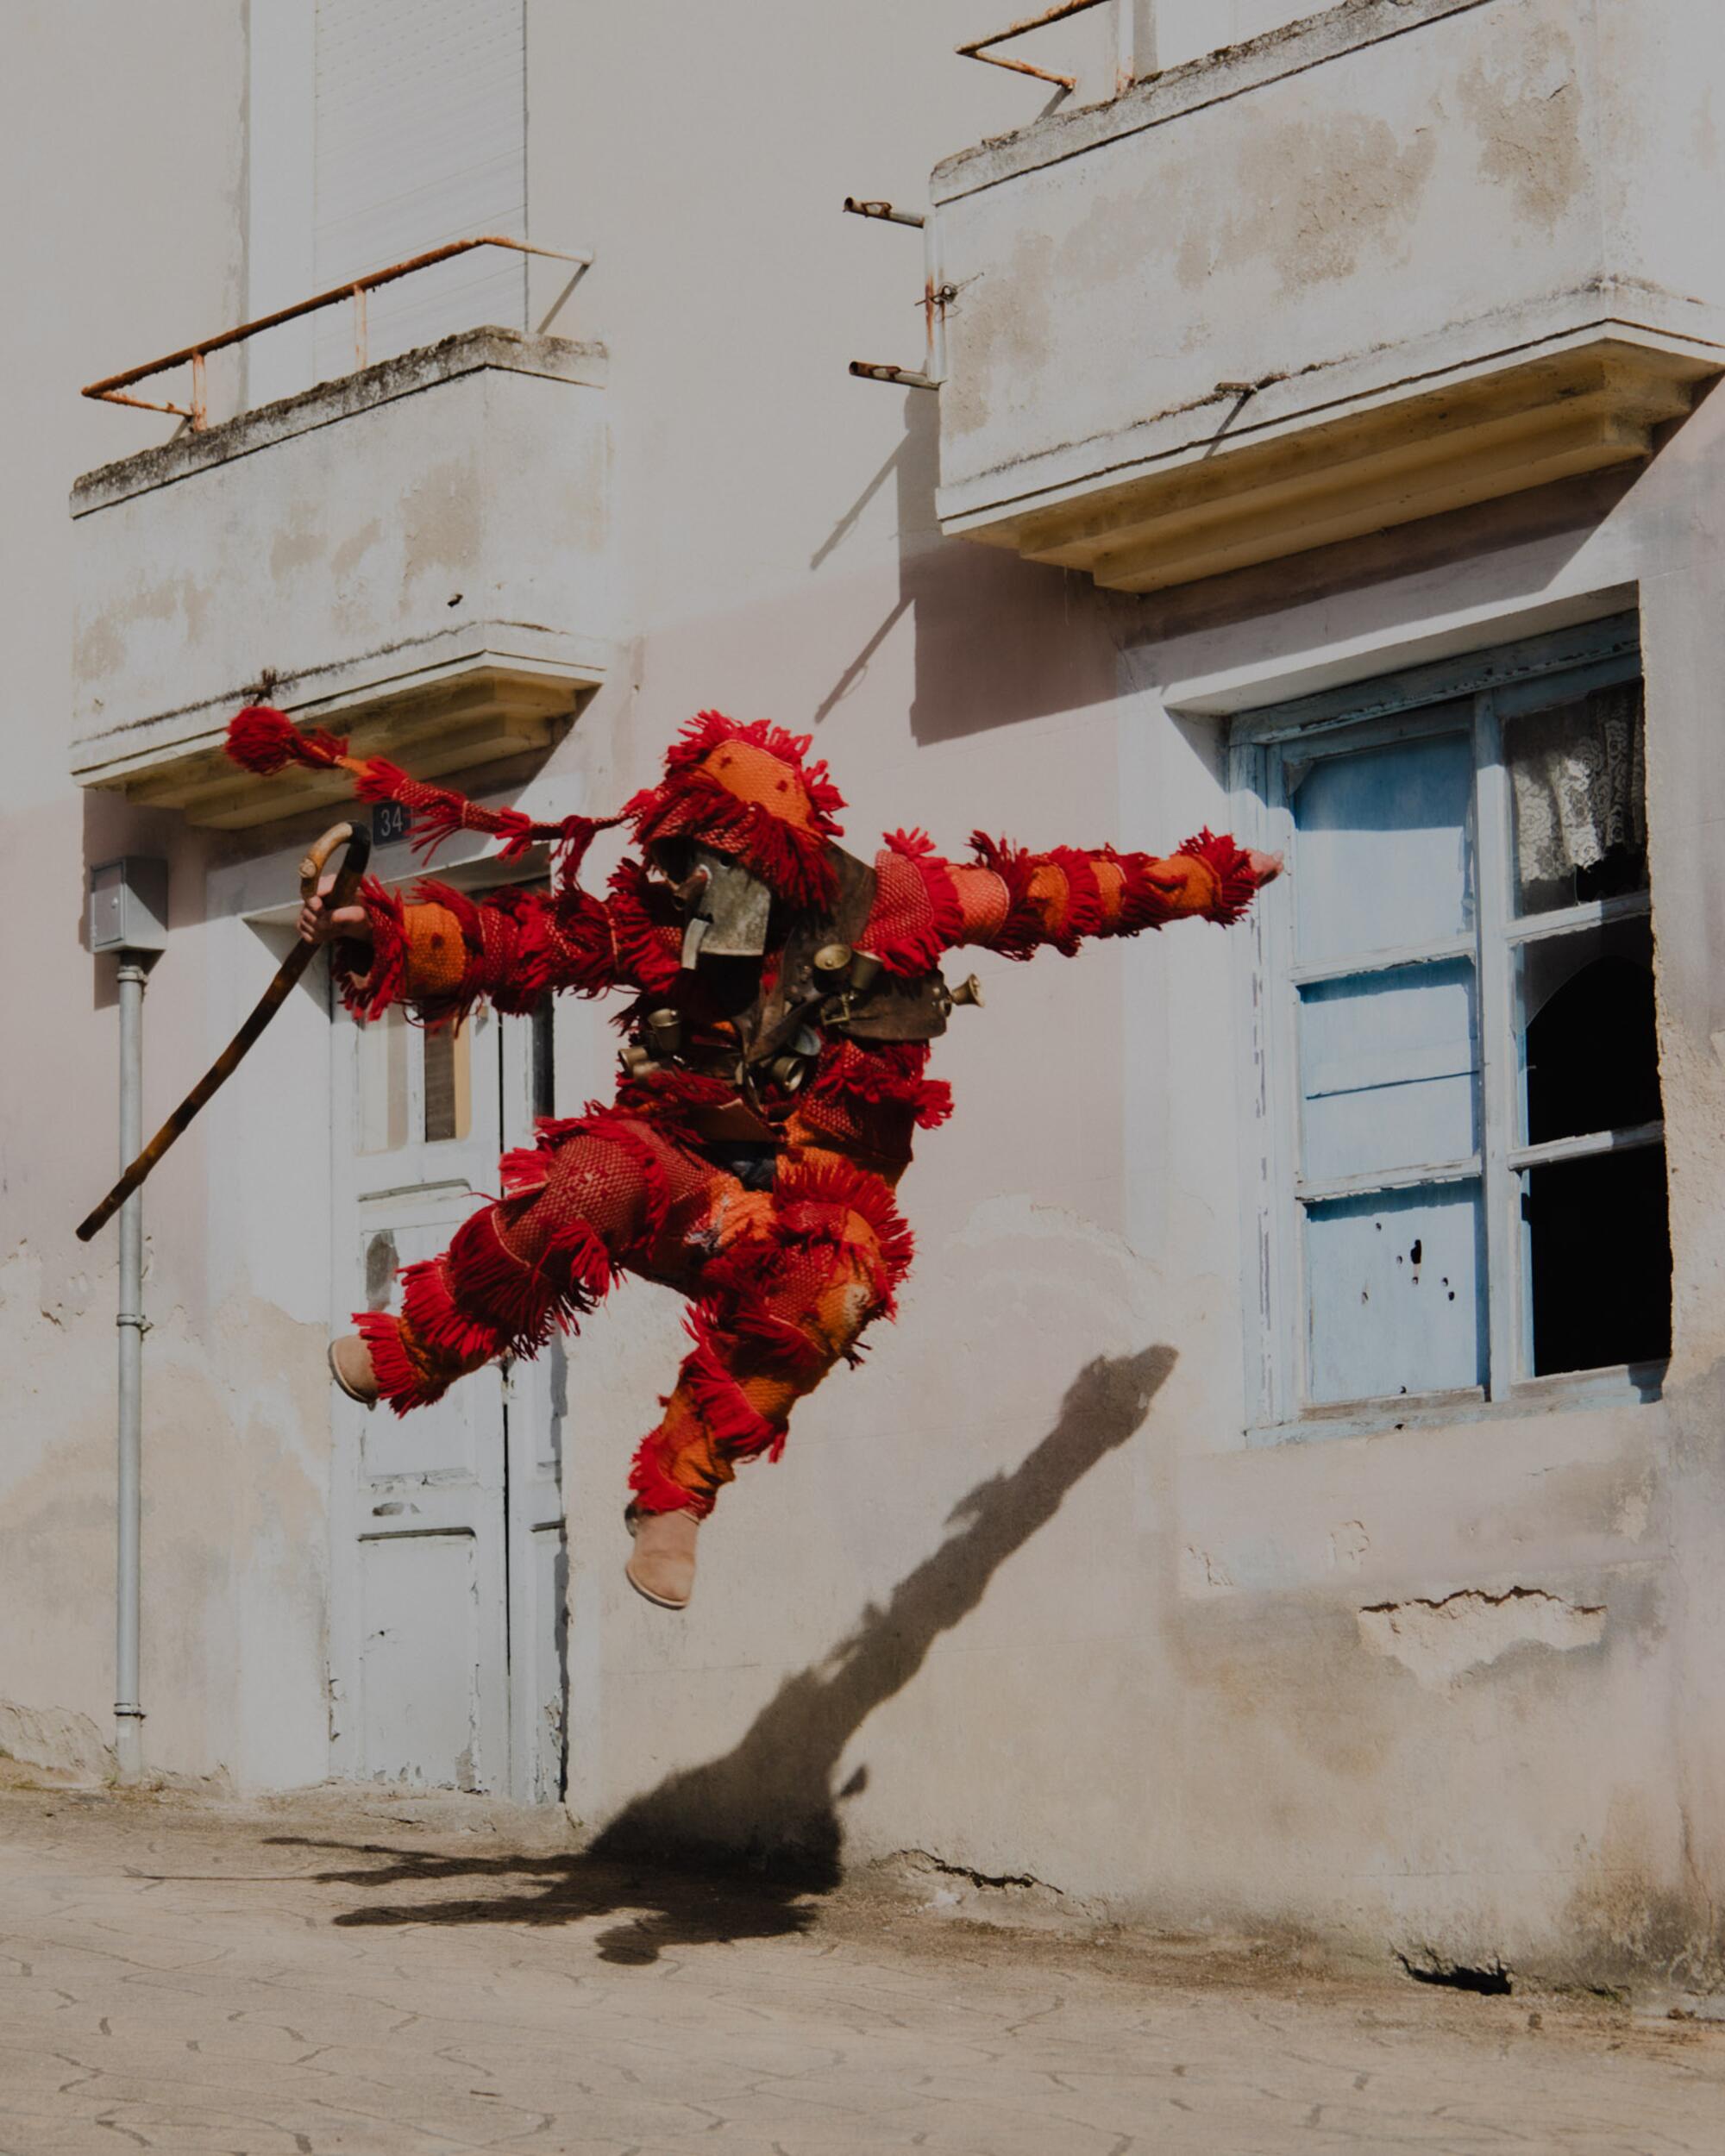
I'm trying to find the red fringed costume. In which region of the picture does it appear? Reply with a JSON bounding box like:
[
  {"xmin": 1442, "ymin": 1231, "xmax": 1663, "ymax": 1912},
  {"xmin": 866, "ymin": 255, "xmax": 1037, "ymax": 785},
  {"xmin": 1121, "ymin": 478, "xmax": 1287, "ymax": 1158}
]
[{"xmin": 226, "ymin": 705, "xmax": 1267, "ymax": 1521}]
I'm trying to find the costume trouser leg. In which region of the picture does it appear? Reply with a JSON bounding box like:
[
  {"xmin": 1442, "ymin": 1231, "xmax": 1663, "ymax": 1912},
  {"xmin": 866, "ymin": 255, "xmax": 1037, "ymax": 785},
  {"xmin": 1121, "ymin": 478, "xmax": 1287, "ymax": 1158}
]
[
  {"xmin": 356, "ymin": 1119, "xmax": 913, "ymax": 1520},
  {"xmin": 627, "ymin": 1152, "xmax": 913, "ymax": 1519},
  {"xmin": 355, "ymin": 1113, "xmax": 713, "ymax": 1411}
]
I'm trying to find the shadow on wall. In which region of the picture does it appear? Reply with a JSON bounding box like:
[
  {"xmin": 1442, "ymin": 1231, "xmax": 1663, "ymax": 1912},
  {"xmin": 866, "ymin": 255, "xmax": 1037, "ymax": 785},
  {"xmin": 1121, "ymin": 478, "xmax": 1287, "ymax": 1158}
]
[
  {"xmin": 273, "ymin": 1343, "xmax": 1175, "ymax": 1965},
  {"xmin": 808, "ymin": 394, "xmax": 1120, "ymax": 745}
]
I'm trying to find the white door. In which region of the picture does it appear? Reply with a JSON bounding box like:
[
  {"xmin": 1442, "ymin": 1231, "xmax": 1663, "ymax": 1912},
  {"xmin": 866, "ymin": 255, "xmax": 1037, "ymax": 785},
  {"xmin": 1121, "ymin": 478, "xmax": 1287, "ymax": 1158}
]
[{"xmin": 329, "ymin": 912, "xmax": 566, "ymax": 1800}]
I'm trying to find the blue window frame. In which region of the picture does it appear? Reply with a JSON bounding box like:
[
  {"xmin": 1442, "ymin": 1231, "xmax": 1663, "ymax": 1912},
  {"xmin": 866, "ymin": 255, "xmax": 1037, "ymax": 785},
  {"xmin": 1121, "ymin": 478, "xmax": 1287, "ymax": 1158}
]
[{"xmin": 1230, "ymin": 616, "xmax": 1669, "ymax": 1438}]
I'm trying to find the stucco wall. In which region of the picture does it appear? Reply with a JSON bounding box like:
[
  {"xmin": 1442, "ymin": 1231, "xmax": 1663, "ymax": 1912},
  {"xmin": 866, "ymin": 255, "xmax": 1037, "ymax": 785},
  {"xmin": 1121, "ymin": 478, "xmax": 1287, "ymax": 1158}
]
[
  {"xmin": 508, "ymin": 3, "xmax": 1725, "ymax": 1987},
  {"xmin": 0, "ymin": 5, "xmax": 337, "ymax": 1789},
  {"xmin": 933, "ymin": 0, "xmax": 1725, "ymax": 536},
  {"xmin": 6, "ymin": 0, "xmax": 1724, "ymax": 1990}
]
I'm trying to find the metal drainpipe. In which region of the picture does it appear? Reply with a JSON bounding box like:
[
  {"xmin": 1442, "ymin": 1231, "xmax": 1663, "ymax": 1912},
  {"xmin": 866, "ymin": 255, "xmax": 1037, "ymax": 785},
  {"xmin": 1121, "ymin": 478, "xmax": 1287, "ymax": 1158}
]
[{"xmin": 114, "ymin": 953, "xmax": 154, "ymax": 1785}]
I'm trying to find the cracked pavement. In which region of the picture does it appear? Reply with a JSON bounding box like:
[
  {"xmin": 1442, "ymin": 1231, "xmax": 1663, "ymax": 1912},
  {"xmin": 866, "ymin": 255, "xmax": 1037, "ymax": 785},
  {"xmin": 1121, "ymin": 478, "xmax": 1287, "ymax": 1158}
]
[{"xmin": 1, "ymin": 1786, "xmax": 1722, "ymax": 2154}]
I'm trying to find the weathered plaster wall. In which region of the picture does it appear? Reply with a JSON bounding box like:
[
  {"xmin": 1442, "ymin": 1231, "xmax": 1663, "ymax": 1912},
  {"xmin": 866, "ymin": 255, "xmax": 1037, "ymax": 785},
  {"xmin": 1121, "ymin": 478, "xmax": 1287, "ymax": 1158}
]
[
  {"xmin": 72, "ymin": 334, "xmax": 614, "ymax": 782},
  {"xmin": 8, "ymin": 0, "xmax": 1724, "ymax": 1995},
  {"xmin": 1153, "ymin": 0, "xmax": 1345, "ymax": 72},
  {"xmin": 514, "ymin": 3, "xmax": 1725, "ymax": 1988},
  {"xmin": 0, "ymin": 6, "xmax": 334, "ymax": 1789},
  {"xmin": 933, "ymin": 0, "xmax": 1725, "ymax": 534}
]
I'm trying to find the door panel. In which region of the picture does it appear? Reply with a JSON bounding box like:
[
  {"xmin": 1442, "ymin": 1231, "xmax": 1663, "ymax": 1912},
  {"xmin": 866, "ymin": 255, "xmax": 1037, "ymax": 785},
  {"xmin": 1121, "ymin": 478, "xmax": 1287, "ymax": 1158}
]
[
  {"xmin": 358, "ymin": 1531, "xmax": 483, "ymax": 1789},
  {"xmin": 329, "ymin": 929, "xmax": 576, "ymax": 1802},
  {"xmin": 500, "ymin": 1018, "xmax": 572, "ymax": 1805},
  {"xmin": 330, "ymin": 999, "xmax": 514, "ymax": 1791}
]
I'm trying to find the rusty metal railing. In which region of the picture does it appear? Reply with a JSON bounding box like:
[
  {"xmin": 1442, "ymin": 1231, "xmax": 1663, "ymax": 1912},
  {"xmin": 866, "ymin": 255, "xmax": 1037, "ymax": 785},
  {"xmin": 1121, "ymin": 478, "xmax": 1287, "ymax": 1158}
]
[
  {"xmin": 82, "ymin": 235, "xmax": 593, "ymax": 429},
  {"xmin": 957, "ymin": 0, "xmax": 1138, "ymax": 94}
]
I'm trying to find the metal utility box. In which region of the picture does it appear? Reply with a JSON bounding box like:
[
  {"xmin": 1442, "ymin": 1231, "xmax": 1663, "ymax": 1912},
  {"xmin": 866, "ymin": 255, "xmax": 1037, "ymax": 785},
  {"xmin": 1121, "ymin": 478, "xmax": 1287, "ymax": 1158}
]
[{"xmin": 89, "ymin": 857, "xmax": 169, "ymax": 954}]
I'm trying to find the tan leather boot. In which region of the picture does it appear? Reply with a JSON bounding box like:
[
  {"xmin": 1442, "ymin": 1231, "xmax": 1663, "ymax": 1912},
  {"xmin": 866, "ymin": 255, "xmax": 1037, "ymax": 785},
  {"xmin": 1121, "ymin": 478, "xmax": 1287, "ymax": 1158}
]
[
  {"xmin": 328, "ymin": 1332, "xmax": 380, "ymax": 1407},
  {"xmin": 624, "ymin": 1506, "xmax": 699, "ymax": 1609}
]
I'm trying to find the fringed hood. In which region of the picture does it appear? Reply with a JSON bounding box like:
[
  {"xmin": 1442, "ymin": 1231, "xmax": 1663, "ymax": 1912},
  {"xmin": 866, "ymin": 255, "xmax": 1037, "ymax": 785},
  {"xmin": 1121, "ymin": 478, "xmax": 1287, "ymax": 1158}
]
[{"xmin": 223, "ymin": 703, "xmax": 844, "ymax": 906}]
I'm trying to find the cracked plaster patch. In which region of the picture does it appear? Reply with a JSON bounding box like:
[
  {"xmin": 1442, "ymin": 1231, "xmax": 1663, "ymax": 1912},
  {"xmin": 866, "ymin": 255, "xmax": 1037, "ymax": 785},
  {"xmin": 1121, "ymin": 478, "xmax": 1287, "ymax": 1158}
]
[{"xmin": 1358, "ymin": 1587, "xmax": 1606, "ymax": 1692}]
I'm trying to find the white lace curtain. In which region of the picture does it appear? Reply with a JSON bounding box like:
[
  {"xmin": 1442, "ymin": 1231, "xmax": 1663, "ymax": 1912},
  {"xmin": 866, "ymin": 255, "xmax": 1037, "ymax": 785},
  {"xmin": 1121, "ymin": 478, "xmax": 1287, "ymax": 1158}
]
[{"xmin": 1509, "ymin": 680, "xmax": 1646, "ymax": 891}]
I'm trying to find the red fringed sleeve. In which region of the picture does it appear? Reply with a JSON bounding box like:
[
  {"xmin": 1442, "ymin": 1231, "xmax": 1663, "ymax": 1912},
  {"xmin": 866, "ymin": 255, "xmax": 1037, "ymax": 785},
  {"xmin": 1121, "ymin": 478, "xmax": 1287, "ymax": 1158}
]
[
  {"xmin": 336, "ymin": 881, "xmax": 618, "ymax": 1027},
  {"xmin": 857, "ymin": 830, "xmax": 1264, "ymax": 965}
]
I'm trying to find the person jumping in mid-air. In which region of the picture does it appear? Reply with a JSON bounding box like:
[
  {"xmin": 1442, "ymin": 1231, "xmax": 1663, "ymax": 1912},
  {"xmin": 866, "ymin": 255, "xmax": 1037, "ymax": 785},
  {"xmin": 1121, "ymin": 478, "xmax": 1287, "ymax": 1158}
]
[{"xmin": 226, "ymin": 706, "xmax": 1279, "ymax": 1610}]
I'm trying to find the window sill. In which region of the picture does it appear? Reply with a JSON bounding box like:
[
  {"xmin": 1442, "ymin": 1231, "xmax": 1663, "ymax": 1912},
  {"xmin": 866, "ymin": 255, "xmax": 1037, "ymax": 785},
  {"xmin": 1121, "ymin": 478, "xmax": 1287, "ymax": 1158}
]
[{"xmin": 1247, "ymin": 1362, "xmax": 1667, "ymax": 1448}]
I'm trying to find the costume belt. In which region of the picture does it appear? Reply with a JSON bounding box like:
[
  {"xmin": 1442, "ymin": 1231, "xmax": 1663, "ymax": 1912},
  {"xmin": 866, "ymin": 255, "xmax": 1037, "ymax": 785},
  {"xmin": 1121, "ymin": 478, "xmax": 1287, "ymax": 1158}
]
[{"xmin": 616, "ymin": 842, "xmax": 981, "ymax": 1114}]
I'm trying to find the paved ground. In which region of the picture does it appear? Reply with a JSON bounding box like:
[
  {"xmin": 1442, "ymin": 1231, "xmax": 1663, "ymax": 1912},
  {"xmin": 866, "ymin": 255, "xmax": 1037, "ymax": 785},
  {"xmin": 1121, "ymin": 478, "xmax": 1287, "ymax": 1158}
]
[{"xmin": 2, "ymin": 1783, "xmax": 1722, "ymax": 2155}]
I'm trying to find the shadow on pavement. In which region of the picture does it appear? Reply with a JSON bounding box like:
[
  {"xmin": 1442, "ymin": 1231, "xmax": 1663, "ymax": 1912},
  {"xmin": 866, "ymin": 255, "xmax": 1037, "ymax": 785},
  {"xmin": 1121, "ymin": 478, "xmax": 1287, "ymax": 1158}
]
[{"xmin": 273, "ymin": 1344, "xmax": 1175, "ymax": 1964}]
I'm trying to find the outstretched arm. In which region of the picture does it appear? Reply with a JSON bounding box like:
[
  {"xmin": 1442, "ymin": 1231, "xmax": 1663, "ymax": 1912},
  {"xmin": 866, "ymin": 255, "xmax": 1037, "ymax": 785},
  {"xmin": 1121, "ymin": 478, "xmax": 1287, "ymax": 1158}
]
[
  {"xmin": 301, "ymin": 876, "xmax": 616, "ymax": 1026},
  {"xmin": 862, "ymin": 829, "xmax": 1280, "ymax": 972}
]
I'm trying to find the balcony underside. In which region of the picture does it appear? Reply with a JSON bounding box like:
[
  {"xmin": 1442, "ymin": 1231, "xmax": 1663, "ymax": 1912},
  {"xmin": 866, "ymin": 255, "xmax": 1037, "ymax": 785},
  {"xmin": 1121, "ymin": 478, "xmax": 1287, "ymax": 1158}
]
[
  {"xmin": 73, "ymin": 652, "xmax": 586, "ymax": 830},
  {"xmin": 947, "ymin": 339, "xmax": 1716, "ymax": 593}
]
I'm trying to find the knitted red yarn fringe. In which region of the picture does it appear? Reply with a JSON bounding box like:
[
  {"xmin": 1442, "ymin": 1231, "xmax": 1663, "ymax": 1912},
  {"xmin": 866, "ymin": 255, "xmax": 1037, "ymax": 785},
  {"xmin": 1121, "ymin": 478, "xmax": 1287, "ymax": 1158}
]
[
  {"xmin": 967, "ymin": 832, "xmax": 1046, "ymax": 961},
  {"xmin": 1177, "ymin": 829, "xmax": 1259, "ymax": 924},
  {"xmin": 226, "ymin": 705, "xmax": 349, "ymax": 774},
  {"xmin": 353, "ymin": 1310, "xmax": 449, "ymax": 1415}
]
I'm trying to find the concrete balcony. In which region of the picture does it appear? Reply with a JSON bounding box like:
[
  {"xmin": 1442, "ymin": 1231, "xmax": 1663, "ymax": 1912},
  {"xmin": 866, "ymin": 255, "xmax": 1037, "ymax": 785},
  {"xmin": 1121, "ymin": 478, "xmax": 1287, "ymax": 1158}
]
[
  {"xmin": 932, "ymin": 0, "xmax": 1725, "ymax": 592},
  {"xmin": 72, "ymin": 329, "xmax": 611, "ymax": 827}
]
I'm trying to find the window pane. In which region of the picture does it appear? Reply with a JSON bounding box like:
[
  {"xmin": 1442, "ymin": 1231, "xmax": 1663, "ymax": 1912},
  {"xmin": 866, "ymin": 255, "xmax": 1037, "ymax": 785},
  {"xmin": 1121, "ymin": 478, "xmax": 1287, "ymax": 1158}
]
[
  {"xmin": 1507, "ymin": 679, "xmax": 1647, "ymax": 916},
  {"xmin": 1290, "ymin": 728, "xmax": 1474, "ymax": 968},
  {"xmin": 531, "ymin": 993, "xmax": 556, "ymax": 1122},
  {"xmin": 423, "ymin": 1021, "xmax": 471, "ymax": 1144},
  {"xmin": 1525, "ymin": 1148, "xmax": 1670, "ymax": 1375},
  {"xmin": 1300, "ymin": 961, "xmax": 1478, "ymax": 1185},
  {"xmin": 356, "ymin": 1006, "xmax": 409, "ymax": 1156},
  {"xmin": 1305, "ymin": 1181, "xmax": 1486, "ymax": 1405},
  {"xmin": 1518, "ymin": 914, "xmax": 1659, "ymax": 1145}
]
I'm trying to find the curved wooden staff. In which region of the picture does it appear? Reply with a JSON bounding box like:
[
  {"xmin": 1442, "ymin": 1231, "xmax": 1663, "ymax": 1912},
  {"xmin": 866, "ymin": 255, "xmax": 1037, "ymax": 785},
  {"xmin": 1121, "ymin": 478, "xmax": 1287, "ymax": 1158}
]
[{"xmin": 76, "ymin": 823, "xmax": 373, "ymax": 1243}]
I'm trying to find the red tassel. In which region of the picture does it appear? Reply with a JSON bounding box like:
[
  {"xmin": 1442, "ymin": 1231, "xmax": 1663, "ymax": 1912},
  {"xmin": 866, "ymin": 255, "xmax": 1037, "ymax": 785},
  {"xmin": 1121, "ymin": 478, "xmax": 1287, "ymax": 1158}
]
[
  {"xmin": 624, "ymin": 712, "xmax": 844, "ymax": 910},
  {"xmin": 654, "ymin": 710, "xmax": 847, "ymax": 825},
  {"xmin": 227, "ymin": 706, "xmax": 626, "ymax": 868},
  {"xmin": 1177, "ymin": 829, "xmax": 1259, "ymax": 925},
  {"xmin": 335, "ymin": 880, "xmax": 407, "ymax": 1023},
  {"xmin": 398, "ymin": 1252, "xmax": 505, "ymax": 1366},
  {"xmin": 805, "ymin": 1038, "xmax": 930, "ymax": 1109},
  {"xmin": 626, "ymin": 762, "xmax": 838, "ymax": 909},
  {"xmin": 718, "ymin": 1295, "xmax": 831, "ymax": 1377},
  {"xmin": 1026, "ymin": 846, "xmax": 1105, "ymax": 957},
  {"xmin": 225, "ymin": 705, "xmax": 350, "ymax": 774},
  {"xmin": 869, "ymin": 833, "xmax": 965, "ymax": 975},
  {"xmin": 914, "ymin": 1080, "xmax": 954, "ymax": 1129},
  {"xmin": 774, "ymin": 1153, "xmax": 914, "ymax": 1302},
  {"xmin": 1112, "ymin": 853, "xmax": 1177, "ymax": 937},
  {"xmin": 605, "ymin": 861, "xmax": 685, "ymax": 994},
  {"xmin": 435, "ymin": 1206, "xmax": 612, "ymax": 1355},
  {"xmin": 353, "ymin": 1310, "xmax": 450, "ymax": 1414},
  {"xmin": 968, "ymin": 833, "xmax": 1045, "ymax": 960},
  {"xmin": 628, "ymin": 1435, "xmax": 710, "ymax": 1517},
  {"xmin": 676, "ymin": 1314, "xmax": 786, "ymax": 1462},
  {"xmin": 544, "ymin": 891, "xmax": 618, "ymax": 999}
]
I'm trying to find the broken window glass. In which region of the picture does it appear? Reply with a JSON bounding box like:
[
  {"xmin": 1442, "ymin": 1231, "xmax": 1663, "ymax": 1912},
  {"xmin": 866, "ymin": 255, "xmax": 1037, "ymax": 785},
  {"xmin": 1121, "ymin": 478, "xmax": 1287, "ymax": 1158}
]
[{"xmin": 1250, "ymin": 628, "xmax": 1669, "ymax": 1424}]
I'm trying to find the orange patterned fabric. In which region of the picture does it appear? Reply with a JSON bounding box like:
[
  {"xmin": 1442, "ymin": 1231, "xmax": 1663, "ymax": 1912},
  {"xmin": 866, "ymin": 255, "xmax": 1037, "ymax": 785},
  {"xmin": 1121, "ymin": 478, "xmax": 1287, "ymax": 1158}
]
[
  {"xmin": 945, "ymin": 862, "xmax": 1013, "ymax": 946},
  {"xmin": 700, "ymin": 737, "xmax": 822, "ymax": 830},
  {"xmin": 404, "ymin": 902, "xmax": 469, "ymax": 999}
]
